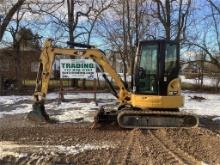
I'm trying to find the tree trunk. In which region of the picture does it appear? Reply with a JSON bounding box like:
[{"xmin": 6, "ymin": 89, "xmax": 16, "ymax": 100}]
[
  {"xmin": 0, "ymin": 76, "xmax": 3, "ymax": 95},
  {"xmin": 67, "ymin": 0, "xmax": 78, "ymax": 87},
  {"xmin": 165, "ymin": 0, "xmax": 171, "ymax": 40},
  {"xmin": 126, "ymin": 0, "xmax": 132, "ymax": 69},
  {"xmin": 216, "ymin": 78, "xmax": 220, "ymax": 92},
  {"xmin": 59, "ymin": 79, "xmax": 64, "ymax": 101},
  {"xmin": 15, "ymin": 42, "xmax": 22, "ymax": 90},
  {"xmin": 122, "ymin": 0, "xmax": 127, "ymax": 83}
]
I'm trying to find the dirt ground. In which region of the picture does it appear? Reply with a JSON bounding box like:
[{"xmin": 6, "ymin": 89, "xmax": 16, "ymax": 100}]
[{"xmin": 0, "ymin": 112, "xmax": 220, "ymax": 165}]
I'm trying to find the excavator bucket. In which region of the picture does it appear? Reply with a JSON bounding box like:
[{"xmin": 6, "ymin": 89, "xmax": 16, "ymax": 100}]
[{"xmin": 27, "ymin": 101, "xmax": 50, "ymax": 122}]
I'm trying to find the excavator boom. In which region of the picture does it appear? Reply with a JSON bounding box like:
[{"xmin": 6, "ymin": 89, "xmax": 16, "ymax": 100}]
[{"xmin": 33, "ymin": 39, "xmax": 129, "ymax": 102}]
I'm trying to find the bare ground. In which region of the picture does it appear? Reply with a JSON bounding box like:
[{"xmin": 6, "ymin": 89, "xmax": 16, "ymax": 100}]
[{"xmin": 0, "ymin": 113, "xmax": 220, "ymax": 165}]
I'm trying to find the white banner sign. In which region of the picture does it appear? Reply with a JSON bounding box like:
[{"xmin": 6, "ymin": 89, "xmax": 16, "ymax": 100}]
[{"xmin": 60, "ymin": 59, "xmax": 96, "ymax": 79}]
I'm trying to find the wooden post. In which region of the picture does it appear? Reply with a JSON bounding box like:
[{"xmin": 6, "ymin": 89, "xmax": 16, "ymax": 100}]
[
  {"xmin": 96, "ymin": 72, "xmax": 100, "ymax": 89},
  {"xmin": 0, "ymin": 76, "xmax": 3, "ymax": 95},
  {"xmin": 94, "ymin": 78, "xmax": 98, "ymax": 106},
  {"xmin": 59, "ymin": 79, "xmax": 64, "ymax": 102}
]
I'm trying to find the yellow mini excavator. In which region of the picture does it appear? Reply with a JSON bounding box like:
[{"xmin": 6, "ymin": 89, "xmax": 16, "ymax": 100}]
[{"xmin": 27, "ymin": 39, "xmax": 198, "ymax": 128}]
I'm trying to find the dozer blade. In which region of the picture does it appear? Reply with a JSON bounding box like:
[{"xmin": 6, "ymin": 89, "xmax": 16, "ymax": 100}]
[
  {"xmin": 94, "ymin": 107, "xmax": 117, "ymax": 124},
  {"xmin": 91, "ymin": 107, "xmax": 117, "ymax": 128},
  {"xmin": 117, "ymin": 110, "xmax": 199, "ymax": 129},
  {"xmin": 27, "ymin": 101, "xmax": 50, "ymax": 122}
]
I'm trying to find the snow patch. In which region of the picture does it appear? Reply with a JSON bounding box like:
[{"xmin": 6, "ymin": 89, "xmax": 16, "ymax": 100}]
[
  {"xmin": 0, "ymin": 150, "xmax": 27, "ymax": 159},
  {"xmin": 180, "ymin": 75, "xmax": 220, "ymax": 87},
  {"xmin": 47, "ymin": 92, "xmax": 115, "ymax": 100},
  {"xmin": 56, "ymin": 143, "xmax": 112, "ymax": 155},
  {"xmin": 56, "ymin": 102, "xmax": 98, "ymax": 111},
  {"xmin": 0, "ymin": 141, "xmax": 28, "ymax": 159},
  {"xmin": 181, "ymin": 91, "xmax": 220, "ymax": 116},
  {"xmin": 212, "ymin": 116, "xmax": 220, "ymax": 121},
  {"xmin": 0, "ymin": 141, "xmax": 114, "ymax": 159},
  {"xmin": 53, "ymin": 109, "xmax": 95, "ymax": 123},
  {"xmin": 1, "ymin": 91, "xmax": 220, "ymax": 121},
  {"xmin": 0, "ymin": 96, "xmax": 31, "ymax": 105},
  {"xmin": 48, "ymin": 101, "xmax": 99, "ymax": 123},
  {"xmin": 0, "ymin": 92, "xmax": 115, "ymax": 106},
  {"xmin": 49, "ymin": 101, "xmax": 118, "ymax": 123},
  {"xmin": 212, "ymin": 117, "xmax": 220, "ymax": 122},
  {"xmin": 0, "ymin": 93, "xmax": 115, "ymax": 122},
  {"xmin": 0, "ymin": 104, "xmax": 32, "ymax": 118}
]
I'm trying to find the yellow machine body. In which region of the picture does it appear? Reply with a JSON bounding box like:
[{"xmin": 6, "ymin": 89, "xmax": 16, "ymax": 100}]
[{"xmin": 130, "ymin": 95, "xmax": 184, "ymax": 109}]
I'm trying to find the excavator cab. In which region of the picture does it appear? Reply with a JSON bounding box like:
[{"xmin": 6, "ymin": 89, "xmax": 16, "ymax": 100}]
[
  {"xmin": 134, "ymin": 40, "xmax": 179, "ymax": 96},
  {"xmin": 116, "ymin": 40, "xmax": 198, "ymax": 129}
]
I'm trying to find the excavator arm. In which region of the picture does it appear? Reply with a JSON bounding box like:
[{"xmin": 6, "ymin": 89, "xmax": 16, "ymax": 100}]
[
  {"xmin": 28, "ymin": 39, "xmax": 131, "ymax": 122},
  {"xmin": 34, "ymin": 39, "xmax": 130, "ymax": 103}
]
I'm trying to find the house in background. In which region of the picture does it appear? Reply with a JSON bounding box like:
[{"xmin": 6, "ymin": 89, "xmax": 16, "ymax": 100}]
[
  {"xmin": 181, "ymin": 51, "xmax": 220, "ymax": 79},
  {"xmin": 0, "ymin": 47, "xmax": 40, "ymax": 83},
  {"xmin": 181, "ymin": 60, "xmax": 220, "ymax": 79}
]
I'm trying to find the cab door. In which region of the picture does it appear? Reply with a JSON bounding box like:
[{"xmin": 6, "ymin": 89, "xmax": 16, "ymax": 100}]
[
  {"xmin": 134, "ymin": 40, "xmax": 179, "ymax": 96},
  {"xmin": 134, "ymin": 42, "xmax": 159, "ymax": 94}
]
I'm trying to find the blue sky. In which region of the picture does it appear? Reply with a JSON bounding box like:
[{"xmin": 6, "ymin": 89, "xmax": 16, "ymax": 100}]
[{"xmin": 0, "ymin": 0, "xmax": 219, "ymax": 53}]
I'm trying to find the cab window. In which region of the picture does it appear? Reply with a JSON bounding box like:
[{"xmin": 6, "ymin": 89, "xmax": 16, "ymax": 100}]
[
  {"xmin": 136, "ymin": 44, "xmax": 158, "ymax": 94},
  {"xmin": 165, "ymin": 44, "xmax": 177, "ymax": 74}
]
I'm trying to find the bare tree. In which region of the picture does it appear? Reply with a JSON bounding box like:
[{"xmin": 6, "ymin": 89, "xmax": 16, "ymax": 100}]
[
  {"xmin": 6, "ymin": 5, "xmax": 40, "ymax": 90},
  {"xmin": 188, "ymin": 1, "xmax": 220, "ymax": 69},
  {"xmin": 27, "ymin": 0, "xmax": 100, "ymax": 87},
  {"xmin": 8, "ymin": 7, "xmax": 26, "ymax": 90},
  {"xmin": 67, "ymin": 0, "xmax": 93, "ymax": 44},
  {"xmin": 0, "ymin": 0, "xmax": 26, "ymax": 41},
  {"xmin": 77, "ymin": 0, "xmax": 113, "ymax": 88},
  {"xmin": 186, "ymin": 0, "xmax": 220, "ymax": 91},
  {"xmin": 207, "ymin": 0, "xmax": 220, "ymax": 15},
  {"xmin": 95, "ymin": 0, "xmax": 150, "ymax": 84},
  {"xmin": 86, "ymin": 1, "xmax": 113, "ymax": 44},
  {"xmin": 151, "ymin": 0, "xmax": 192, "ymax": 41},
  {"xmin": 122, "ymin": 0, "xmax": 128, "ymax": 82}
]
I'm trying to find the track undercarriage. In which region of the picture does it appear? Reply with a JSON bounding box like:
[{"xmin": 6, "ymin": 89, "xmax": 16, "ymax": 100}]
[
  {"xmin": 28, "ymin": 101, "xmax": 198, "ymax": 129},
  {"xmin": 95, "ymin": 108, "xmax": 199, "ymax": 129}
]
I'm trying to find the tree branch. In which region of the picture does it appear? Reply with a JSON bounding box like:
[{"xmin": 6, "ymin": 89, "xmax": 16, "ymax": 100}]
[{"xmin": 0, "ymin": 0, "xmax": 26, "ymax": 41}]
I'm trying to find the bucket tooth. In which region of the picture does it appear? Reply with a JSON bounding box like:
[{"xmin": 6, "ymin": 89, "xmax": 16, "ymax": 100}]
[{"xmin": 27, "ymin": 101, "xmax": 50, "ymax": 122}]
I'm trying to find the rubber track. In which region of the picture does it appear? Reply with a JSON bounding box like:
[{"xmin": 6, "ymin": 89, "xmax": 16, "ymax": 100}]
[{"xmin": 117, "ymin": 110, "xmax": 199, "ymax": 129}]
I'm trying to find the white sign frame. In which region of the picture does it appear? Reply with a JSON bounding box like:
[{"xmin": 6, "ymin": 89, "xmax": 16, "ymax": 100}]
[{"xmin": 60, "ymin": 59, "xmax": 96, "ymax": 79}]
